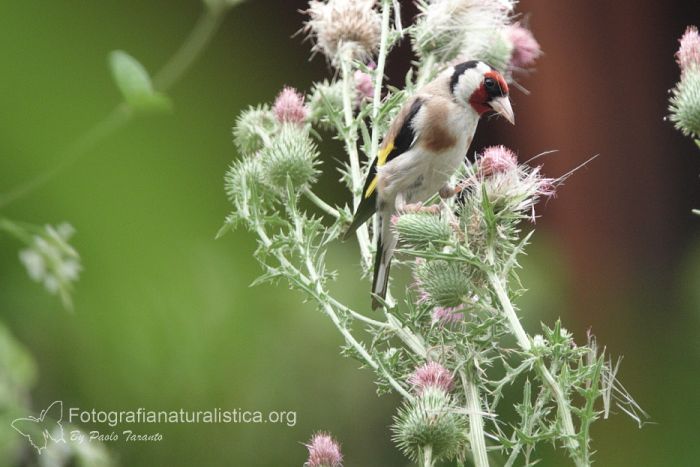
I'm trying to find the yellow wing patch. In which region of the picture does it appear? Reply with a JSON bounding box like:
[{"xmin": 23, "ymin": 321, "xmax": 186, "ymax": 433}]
[{"xmin": 364, "ymin": 141, "xmax": 394, "ymax": 198}]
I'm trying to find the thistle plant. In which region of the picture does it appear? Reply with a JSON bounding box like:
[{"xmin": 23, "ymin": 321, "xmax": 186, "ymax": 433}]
[
  {"xmin": 222, "ymin": 1, "xmax": 646, "ymax": 465},
  {"xmin": 669, "ymin": 25, "xmax": 700, "ymax": 144},
  {"xmin": 668, "ymin": 25, "xmax": 700, "ymax": 213}
]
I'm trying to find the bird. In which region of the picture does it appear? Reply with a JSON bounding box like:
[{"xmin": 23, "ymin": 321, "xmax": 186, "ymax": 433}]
[{"xmin": 344, "ymin": 60, "xmax": 515, "ymax": 309}]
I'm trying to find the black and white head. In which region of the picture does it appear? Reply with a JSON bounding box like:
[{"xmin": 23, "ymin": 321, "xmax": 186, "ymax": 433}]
[{"xmin": 449, "ymin": 60, "xmax": 515, "ymax": 124}]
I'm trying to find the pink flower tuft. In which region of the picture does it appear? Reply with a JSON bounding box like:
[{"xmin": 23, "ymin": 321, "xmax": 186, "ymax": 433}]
[
  {"xmin": 354, "ymin": 70, "xmax": 374, "ymax": 103},
  {"xmin": 677, "ymin": 26, "xmax": 700, "ymax": 73},
  {"xmin": 506, "ymin": 23, "xmax": 542, "ymax": 69},
  {"xmin": 409, "ymin": 361, "xmax": 454, "ymax": 394},
  {"xmin": 478, "ymin": 145, "xmax": 518, "ymax": 176},
  {"xmin": 305, "ymin": 432, "xmax": 343, "ymax": 467},
  {"xmin": 273, "ymin": 86, "xmax": 308, "ymax": 124},
  {"xmin": 432, "ymin": 305, "xmax": 465, "ymax": 325}
]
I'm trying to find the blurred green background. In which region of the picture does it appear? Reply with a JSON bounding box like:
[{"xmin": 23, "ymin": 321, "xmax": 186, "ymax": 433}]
[{"xmin": 1, "ymin": 1, "xmax": 699, "ymax": 466}]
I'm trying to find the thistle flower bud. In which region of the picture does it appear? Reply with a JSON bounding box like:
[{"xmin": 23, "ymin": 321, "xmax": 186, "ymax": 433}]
[
  {"xmin": 669, "ymin": 69, "xmax": 700, "ymax": 139},
  {"xmin": 677, "ymin": 26, "xmax": 700, "ymax": 74},
  {"xmin": 305, "ymin": 432, "xmax": 343, "ymax": 467},
  {"xmin": 409, "ymin": 362, "xmax": 454, "ymax": 394},
  {"xmin": 308, "ymin": 80, "xmax": 344, "ymax": 128},
  {"xmin": 414, "ymin": 260, "xmax": 473, "ymax": 309},
  {"xmin": 354, "ymin": 70, "xmax": 374, "ymax": 103},
  {"xmin": 478, "ymin": 145, "xmax": 518, "ymax": 176},
  {"xmin": 260, "ymin": 126, "xmax": 320, "ymax": 190},
  {"xmin": 392, "ymin": 211, "xmax": 454, "ymax": 249},
  {"xmin": 18, "ymin": 223, "xmax": 81, "ymax": 309},
  {"xmin": 413, "ymin": 0, "xmax": 510, "ymax": 63},
  {"xmin": 392, "ymin": 387, "xmax": 466, "ymax": 462},
  {"xmin": 273, "ymin": 86, "xmax": 308, "ymax": 125},
  {"xmin": 506, "ymin": 23, "xmax": 542, "ymax": 69},
  {"xmin": 304, "ymin": 0, "xmax": 381, "ymax": 64},
  {"xmin": 232, "ymin": 104, "xmax": 278, "ymax": 156},
  {"xmin": 224, "ymin": 156, "xmax": 267, "ymax": 206}
]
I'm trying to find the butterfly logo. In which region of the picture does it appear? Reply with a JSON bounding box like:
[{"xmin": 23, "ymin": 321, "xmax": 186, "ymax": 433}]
[{"xmin": 11, "ymin": 400, "xmax": 65, "ymax": 454}]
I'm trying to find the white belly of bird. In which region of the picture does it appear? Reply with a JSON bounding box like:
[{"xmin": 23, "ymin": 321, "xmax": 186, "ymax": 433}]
[{"xmin": 377, "ymin": 126, "xmax": 473, "ymax": 207}]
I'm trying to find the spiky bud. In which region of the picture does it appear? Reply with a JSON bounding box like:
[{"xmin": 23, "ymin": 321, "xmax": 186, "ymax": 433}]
[
  {"xmin": 392, "ymin": 387, "xmax": 466, "ymax": 462},
  {"xmin": 669, "ymin": 70, "xmax": 700, "ymax": 139},
  {"xmin": 260, "ymin": 126, "xmax": 320, "ymax": 190},
  {"xmin": 414, "ymin": 260, "xmax": 473, "ymax": 309},
  {"xmin": 224, "ymin": 156, "xmax": 267, "ymax": 206},
  {"xmin": 305, "ymin": 432, "xmax": 343, "ymax": 467},
  {"xmin": 392, "ymin": 212, "xmax": 454, "ymax": 249},
  {"xmin": 308, "ymin": 80, "xmax": 344, "ymax": 129},
  {"xmin": 232, "ymin": 104, "xmax": 278, "ymax": 156}
]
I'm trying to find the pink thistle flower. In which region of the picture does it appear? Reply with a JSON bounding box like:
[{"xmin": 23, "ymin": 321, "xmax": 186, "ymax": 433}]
[
  {"xmin": 677, "ymin": 26, "xmax": 700, "ymax": 73},
  {"xmin": 506, "ymin": 23, "xmax": 542, "ymax": 69},
  {"xmin": 432, "ymin": 305, "xmax": 465, "ymax": 325},
  {"xmin": 273, "ymin": 86, "xmax": 308, "ymax": 124},
  {"xmin": 409, "ymin": 361, "xmax": 454, "ymax": 394},
  {"xmin": 305, "ymin": 432, "xmax": 343, "ymax": 467},
  {"xmin": 478, "ymin": 145, "xmax": 518, "ymax": 176},
  {"xmin": 354, "ymin": 70, "xmax": 374, "ymax": 104}
]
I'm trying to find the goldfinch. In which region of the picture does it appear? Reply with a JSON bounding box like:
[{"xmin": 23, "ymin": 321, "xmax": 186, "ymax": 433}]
[{"xmin": 344, "ymin": 60, "xmax": 515, "ymax": 309}]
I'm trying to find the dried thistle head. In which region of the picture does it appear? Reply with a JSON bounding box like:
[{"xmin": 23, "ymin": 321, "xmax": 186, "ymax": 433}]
[
  {"xmin": 413, "ymin": 0, "xmax": 511, "ymax": 63},
  {"xmin": 304, "ymin": 0, "xmax": 381, "ymax": 64}
]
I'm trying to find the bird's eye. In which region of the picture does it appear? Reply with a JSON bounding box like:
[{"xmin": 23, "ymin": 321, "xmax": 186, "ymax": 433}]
[{"xmin": 484, "ymin": 78, "xmax": 496, "ymax": 89}]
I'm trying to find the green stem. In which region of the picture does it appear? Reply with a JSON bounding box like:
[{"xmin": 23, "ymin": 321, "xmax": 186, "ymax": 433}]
[
  {"xmin": 0, "ymin": 4, "xmax": 230, "ymax": 208},
  {"xmin": 369, "ymin": 0, "xmax": 391, "ymax": 162},
  {"xmin": 339, "ymin": 46, "xmax": 372, "ymax": 267},
  {"xmin": 461, "ymin": 369, "xmax": 490, "ymax": 467},
  {"xmin": 250, "ymin": 215, "xmax": 412, "ymax": 400},
  {"xmin": 422, "ymin": 445, "xmax": 433, "ymax": 467},
  {"xmin": 302, "ymin": 187, "xmax": 340, "ymax": 219},
  {"xmin": 488, "ymin": 271, "xmax": 585, "ymax": 467}
]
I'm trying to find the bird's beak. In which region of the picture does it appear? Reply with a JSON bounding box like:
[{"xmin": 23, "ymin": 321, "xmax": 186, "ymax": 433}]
[{"xmin": 490, "ymin": 96, "xmax": 515, "ymax": 125}]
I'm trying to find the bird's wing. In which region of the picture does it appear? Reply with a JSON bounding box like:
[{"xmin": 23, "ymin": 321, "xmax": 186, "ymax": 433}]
[{"xmin": 344, "ymin": 97, "xmax": 424, "ymax": 239}]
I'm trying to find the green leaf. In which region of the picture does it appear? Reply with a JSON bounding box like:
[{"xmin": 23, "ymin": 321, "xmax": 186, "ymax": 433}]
[{"xmin": 109, "ymin": 50, "xmax": 171, "ymax": 113}]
